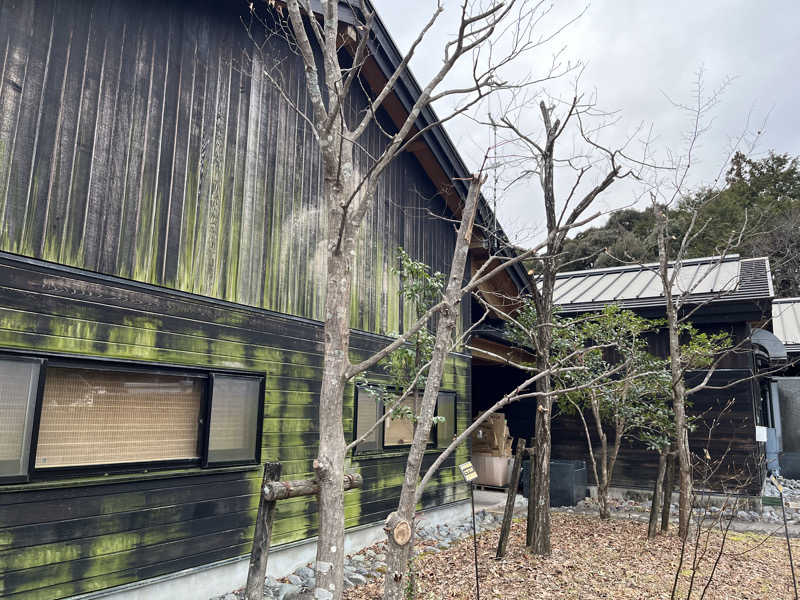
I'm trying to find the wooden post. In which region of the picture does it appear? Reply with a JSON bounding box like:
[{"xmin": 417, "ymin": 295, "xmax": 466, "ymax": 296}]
[
  {"xmin": 245, "ymin": 462, "xmax": 282, "ymax": 600},
  {"xmin": 244, "ymin": 469, "xmax": 363, "ymax": 600},
  {"xmin": 496, "ymin": 441, "xmax": 526, "ymax": 558},
  {"xmin": 526, "ymin": 441, "xmax": 536, "ymax": 547}
]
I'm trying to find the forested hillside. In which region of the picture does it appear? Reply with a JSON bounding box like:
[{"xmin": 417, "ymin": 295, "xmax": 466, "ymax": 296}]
[{"xmin": 557, "ymin": 152, "xmax": 800, "ymax": 296}]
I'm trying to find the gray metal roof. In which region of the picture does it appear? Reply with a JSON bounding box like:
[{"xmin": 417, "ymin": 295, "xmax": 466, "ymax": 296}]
[
  {"xmin": 554, "ymin": 255, "xmax": 773, "ymax": 313},
  {"xmin": 773, "ymin": 298, "xmax": 800, "ymax": 353}
]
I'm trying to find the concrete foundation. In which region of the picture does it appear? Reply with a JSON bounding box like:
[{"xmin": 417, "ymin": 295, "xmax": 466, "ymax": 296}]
[{"xmin": 72, "ymin": 499, "xmax": 472, "ymax": 600}]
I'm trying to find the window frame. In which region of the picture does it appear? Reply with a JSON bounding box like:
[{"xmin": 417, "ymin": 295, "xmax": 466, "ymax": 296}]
[
  {"xmin": 204, "ymin": 373, "xmax": 266, "ymax": 468},
  {"xmin": 0, "ymin": 350, "xmax": 264, "ymax": 483},
  {"xmin": 0, "ymin": 357, "xmax": 47, "ymax": 484},
  {"xmin": 353, "ymin": 386, "xmax": 455, "ymax": 456}
]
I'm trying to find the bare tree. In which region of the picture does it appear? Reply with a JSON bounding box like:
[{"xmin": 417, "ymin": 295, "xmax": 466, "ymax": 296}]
[
  {"xmin": 490, "ymin": 94, "xmax": 630, "ymax": 555},
  {"xmin": 642, "ymin": 70, "xmax": 760, "ymax": 539},
  {"xmin": 243, "ymin": 1, "xmax": 571, "ymax": 597}
]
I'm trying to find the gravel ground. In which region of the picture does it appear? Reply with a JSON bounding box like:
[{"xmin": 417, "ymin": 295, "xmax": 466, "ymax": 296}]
[{"xmin": 210, "ymin": 497, "xmax": 525, "ymax": 600}]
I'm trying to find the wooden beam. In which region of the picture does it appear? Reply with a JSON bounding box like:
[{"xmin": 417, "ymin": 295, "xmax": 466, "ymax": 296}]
[
  {"xmin": 470, "ymin": 336, "xmax": 534, "ymax": 366},
  {"xmin": 263, "ymin": 473, "xmax": 364, "ymax": 501}
]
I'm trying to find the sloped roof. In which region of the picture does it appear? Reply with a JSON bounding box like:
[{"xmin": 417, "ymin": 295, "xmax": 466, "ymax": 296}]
[
  {"xmin": 553, "ymin": 255, "xmax": 773, "ymax": 313},
  {"xmin": 355, "ymin": 1, "xmax": 532, "ymax": 294},
  {"xmin": 773, "ymin": 298, "xmax": 800, "ymax": 353}
]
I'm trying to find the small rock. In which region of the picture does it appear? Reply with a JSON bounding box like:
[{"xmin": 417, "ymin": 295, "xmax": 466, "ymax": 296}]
[
  {"xmin": 276, "ymin": 583, "xmax": 301, "ymax": 600},
  {"xmin": 349, "ymin": 573, "xmax": 367, "ymax": 585}
]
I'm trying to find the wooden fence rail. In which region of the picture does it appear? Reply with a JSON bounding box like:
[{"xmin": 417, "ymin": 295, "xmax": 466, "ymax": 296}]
[{"xmin": 244, "ymin": 462, "xmax": 364, "ymax": 600}]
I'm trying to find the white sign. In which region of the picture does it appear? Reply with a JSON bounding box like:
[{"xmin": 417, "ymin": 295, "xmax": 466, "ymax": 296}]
[{"xmin": 755, "ymin": 425, "xmax": 768, "ymax": 443}]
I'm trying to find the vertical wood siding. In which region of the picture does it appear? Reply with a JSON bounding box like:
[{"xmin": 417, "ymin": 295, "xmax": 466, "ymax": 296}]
[
  {"xmin": 0, "ymin": 256, "xmax": 470, "ymax": 599},
  {"xmin": 0, "ymin": 0, "xmax": 461, "ymax": 336},
  {"xmin": 551, "ymin": 370, "xmax": 762, "ymax": 495}
]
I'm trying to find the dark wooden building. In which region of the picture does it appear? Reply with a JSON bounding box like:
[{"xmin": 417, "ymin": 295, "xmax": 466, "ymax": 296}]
[
  {"xmin": 547, "ymin": 255, "xmax": 774, "ymax": 496},
  {"xmin": 0, "ymin": 1, "xmax": 529, "ymax": 599}
]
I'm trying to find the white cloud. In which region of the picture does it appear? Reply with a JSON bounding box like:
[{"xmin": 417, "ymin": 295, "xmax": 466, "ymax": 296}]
[{"xmin": 372, "ymin": 0, "xmax": 800, "ymax": 246}]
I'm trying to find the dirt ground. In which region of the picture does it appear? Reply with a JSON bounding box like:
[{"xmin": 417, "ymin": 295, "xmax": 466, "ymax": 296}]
[{"xmin": 345, "ymin": 512, "xmax": 800, "ymax": 599}]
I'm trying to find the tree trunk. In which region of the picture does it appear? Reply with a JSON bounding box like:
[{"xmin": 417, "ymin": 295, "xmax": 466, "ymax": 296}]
[
  {"xmin": 528, "ymin": 367, "xmax": 553, "ymax": 555},
  {"xmin": 382, "ymin": 175, "xmax": 482, "ymax": 600},
  {"xmin": 595, "ymin": 402, "xmax": 610, "ymax": 521},
  {"xmin": 648, "ymin": 451, "xmax": 667, "ymax": 539},
  {"xmin": 598, "ymin": 479, "xmax": 610, "ymax": 520},
  {"xmin": 658, "ymin": 212, "xmax": 693, "ymax": 541},
  {"xmin": 668, "ymin": 320, "xmax": 692, "ymax": 540},
  {"xmin": 314, "ymin": 177, "xmax": 357, "ymax": 600},
  {"xmin": 662, "ymin": 449, "xmax": 675, "ymax": 533}
]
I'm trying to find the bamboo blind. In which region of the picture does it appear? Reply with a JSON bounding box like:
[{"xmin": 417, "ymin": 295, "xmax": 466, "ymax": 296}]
[
  {"xmin": 207, "ymin": 375, "xmax": 260, "ymax": 463},
  {"xmin": 35, "ymin": 368, "xmax": 204, "ymax": 468},
  {"xmin": 384, "ymin": 398, "xmax": 415, "ymax": 446},
  {"xmin": 0, "ymin": 360, "xmax": 39, "ymax": 476}
]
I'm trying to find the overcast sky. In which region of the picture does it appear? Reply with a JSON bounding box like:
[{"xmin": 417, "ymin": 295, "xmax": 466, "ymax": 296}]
[{"xmin": 372, "ymin": 0, "xmax": 800, "ymax": 247}]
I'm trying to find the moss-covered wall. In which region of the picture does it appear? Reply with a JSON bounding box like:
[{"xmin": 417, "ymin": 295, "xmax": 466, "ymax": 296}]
[
  {"xmin": 0, "ymin": 0, "xmax": 465, "ymax": 337},
  {"xmin": 0, "ymin": 255, "xmax": 470, "ymax": 599}
]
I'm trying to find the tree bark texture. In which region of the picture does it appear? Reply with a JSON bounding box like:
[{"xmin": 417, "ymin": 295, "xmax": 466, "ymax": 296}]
[
  {"xmin": 658, "ymin": 212, "xmax": 693, "ymax": 541},
  {"xmin": 662, "ymin": 450, "xmax": 675, "ymax": 533},
  {"xmin": 528, "ymin": 365, "xmax": 553, "ymax": 554},
  {"xmin": 245, "ymin": 462, "xmax": 282, "ymax": 600},
  {"xmin": 669, "ymin": 322, "xmax": 692, "ymax": 540},
  {"xmin": 648, "ymin": 451, "xmax": 668, "ymax": 539},
  {"xmin": 314, "ymin": 164, "xmax": 358, "ymax": 600},
  {"xmin": 381, "ymin": 176, "xmax": 482, "ymax": 600}
]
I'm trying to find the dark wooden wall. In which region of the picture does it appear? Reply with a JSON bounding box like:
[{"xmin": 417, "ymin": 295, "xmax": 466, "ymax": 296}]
[
  {"xmin": 551, "ymin": 369, "xmax": 763, "ymax": 496},
  {"xmin": 644, "ymin": 322, "xmax": 754, "ymax": 370},
  {"xmin": 0, "ymin": 0, "xmax": 465, "ymax": 337},
  {"xmin": 0, "ymin": 255, "xmax": 471, "ymax": 599}
]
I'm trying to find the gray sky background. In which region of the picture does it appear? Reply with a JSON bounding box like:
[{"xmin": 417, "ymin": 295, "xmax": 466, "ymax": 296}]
[{"xmin": 372, "ymin": 0, "xmax": 800, "ymax": 247}]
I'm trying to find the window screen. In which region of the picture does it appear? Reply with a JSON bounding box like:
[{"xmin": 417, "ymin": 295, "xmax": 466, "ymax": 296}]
[
  {"xmin": 207, "ymin": 375, "xmax": 261, "ymax": 464},
  {"xmin": 35, "ymin": 367, "xmax": 205, "ymax": 468},
  {"xmin": 436, "ymin": 392, "xmax": 456, "ymax": 448},
  {"xmin": 0, "ymin": 359, "xmax": 41, "ymax": 478},
  {"xmin": 355, "ymin": 389, "xmax": 379, "ymax": 453}
]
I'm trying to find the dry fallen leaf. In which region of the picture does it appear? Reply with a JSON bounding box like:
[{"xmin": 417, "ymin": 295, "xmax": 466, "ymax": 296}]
[{"xmin": 345, "ymin": 513, "xmax": 800, "ymax": 600}]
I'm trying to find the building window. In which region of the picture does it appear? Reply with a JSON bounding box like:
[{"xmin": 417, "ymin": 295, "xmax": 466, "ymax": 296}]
[
  {"xmin": 0, "ymin": 358, "xmax": 42, "ymax": 481},
  {"xmin": 0, "ymin": 356, "xmax": 263, "ymax": 482},
  {"xmin": 384, "ymin": 397, "xmax": 417, "ymax": 447},
  {"xmin": 207, "ymin": 374, "xmax": 263, "ymax": 465},
  {"xmin": 354, "ymin": 387, "xmax": 456, "ymax": 454}
]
